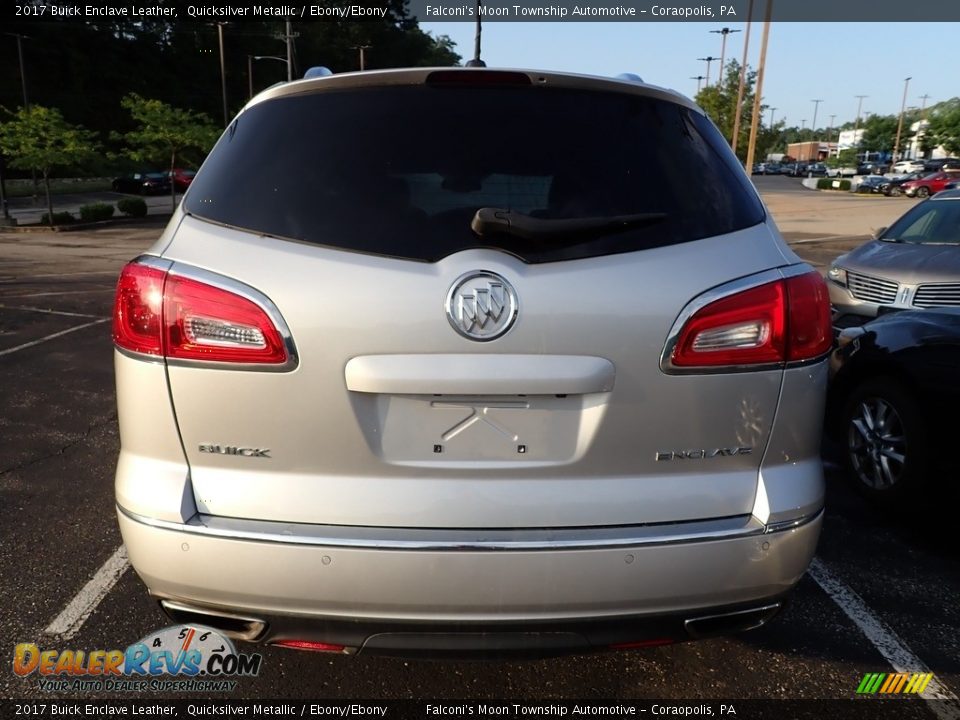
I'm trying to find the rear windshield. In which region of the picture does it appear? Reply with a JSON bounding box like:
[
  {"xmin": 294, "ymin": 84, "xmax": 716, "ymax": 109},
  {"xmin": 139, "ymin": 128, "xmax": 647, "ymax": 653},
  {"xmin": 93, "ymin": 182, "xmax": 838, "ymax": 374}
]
[{"xmin": 185, "ymin": 85, "xmax": 764, "ymax": 263}]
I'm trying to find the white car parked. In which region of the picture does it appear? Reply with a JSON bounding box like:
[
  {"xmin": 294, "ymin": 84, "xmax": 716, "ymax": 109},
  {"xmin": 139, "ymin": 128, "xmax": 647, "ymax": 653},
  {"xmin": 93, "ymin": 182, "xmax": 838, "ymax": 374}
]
[{"xmin": 891, "ymin": 160, "xmax": 925, "ymax": 174}]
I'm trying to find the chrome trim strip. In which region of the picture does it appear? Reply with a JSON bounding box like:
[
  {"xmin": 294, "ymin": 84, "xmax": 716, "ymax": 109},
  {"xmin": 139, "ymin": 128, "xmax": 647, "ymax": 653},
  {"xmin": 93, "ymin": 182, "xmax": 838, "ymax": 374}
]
[
  {"xmin": 113, "ymin": 255, "xmax": 299, "ymax": 373},
  {"xmin": 118, "ymin": 505, "xmax": 822, "ymax": 552},
  {"xmin": 660, "ymin": 264, "xmax": 828, "ymax": 375}
]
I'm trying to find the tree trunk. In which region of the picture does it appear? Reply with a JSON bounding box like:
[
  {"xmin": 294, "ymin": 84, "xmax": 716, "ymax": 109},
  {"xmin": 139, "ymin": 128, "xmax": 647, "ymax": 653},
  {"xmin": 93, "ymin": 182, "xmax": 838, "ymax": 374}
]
[{"xmin": 43, "ymin": 170, "xmax": 54, "ymax": 226}]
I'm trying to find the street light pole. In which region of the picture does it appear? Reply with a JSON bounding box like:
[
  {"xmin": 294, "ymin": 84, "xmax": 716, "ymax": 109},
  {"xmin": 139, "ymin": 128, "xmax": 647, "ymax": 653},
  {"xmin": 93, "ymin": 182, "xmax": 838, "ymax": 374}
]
[
  {"xmin": 768, "ymin": 106, "xmax": 776, "ymax": 129},
  {"xmin": 251, "ymin": 54, "xmax": 290, "ymax": 94},
  {"xmin": 811, "ymin": 99, "xmax": 823, "ymax": 137},
  {"xmin": 710, "ymin": 28, "xmax": 740, "ymax": 88},
  {"xmin": 216, "ymin": 23, "xmax": 228, "ymax": 126},
  {"xmin": 853, "ymin": 94, "xmax": 868, "ymax": 151},
  {"xmin": 892, "ymin": 77, "xmax": 911, "ymax": 163},
  {"xmin": 828, "ymin": 114, "xmax": 836, "ymax": 145},
  {"xmin": 8, "ymin": 33, "xmax": 30, "ymax": 108},
  {"xmin": 690, "ymin": 75, "xmax": 706, "ymax": 94},
  {"xmin": 352, "ymin": 45, "xmax": 371, "ymax": 71},
  {"xmin": 6, "ymin": 33, "xmax": 37, "ymax": 201},
  {"xmin": 697, "ymin": 56, "xmax": 719, "ymax": 87}
]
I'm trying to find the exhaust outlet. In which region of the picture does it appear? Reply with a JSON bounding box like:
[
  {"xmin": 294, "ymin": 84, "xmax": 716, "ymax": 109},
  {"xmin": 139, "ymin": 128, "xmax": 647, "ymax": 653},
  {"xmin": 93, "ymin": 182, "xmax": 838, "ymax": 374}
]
[
  {"xmin": 684, "ymin": 602, "xmax": 781, "ymax": 639},
  {"xmin": 159, "ymin": 600, "xmax": 267, "ymax": 642}
]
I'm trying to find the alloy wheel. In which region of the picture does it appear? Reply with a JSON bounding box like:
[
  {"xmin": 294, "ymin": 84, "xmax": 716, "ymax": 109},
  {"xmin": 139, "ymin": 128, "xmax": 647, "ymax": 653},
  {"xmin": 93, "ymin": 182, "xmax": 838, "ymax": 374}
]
[{"xmin": 847, "ymin": 396, "xmax": 907, "ymax": 491}]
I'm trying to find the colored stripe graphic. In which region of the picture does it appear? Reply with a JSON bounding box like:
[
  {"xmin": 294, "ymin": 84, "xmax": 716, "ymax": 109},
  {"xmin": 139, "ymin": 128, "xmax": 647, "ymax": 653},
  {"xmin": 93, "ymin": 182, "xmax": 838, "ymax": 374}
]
[
  {"xmin": 857, "ymin": 673, "xmax": 887, "ymax": 694},
  {"xmin": 858, "ymin": 672, "xmax": 936, "ymax": 695}
]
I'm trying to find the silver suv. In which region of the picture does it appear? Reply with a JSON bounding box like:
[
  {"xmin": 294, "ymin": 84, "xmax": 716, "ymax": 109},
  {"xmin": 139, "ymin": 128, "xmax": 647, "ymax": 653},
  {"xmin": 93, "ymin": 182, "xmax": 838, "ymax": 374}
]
[{"xmin": 113, "ymin": 68, "xmax": 831, "ymax": 656}]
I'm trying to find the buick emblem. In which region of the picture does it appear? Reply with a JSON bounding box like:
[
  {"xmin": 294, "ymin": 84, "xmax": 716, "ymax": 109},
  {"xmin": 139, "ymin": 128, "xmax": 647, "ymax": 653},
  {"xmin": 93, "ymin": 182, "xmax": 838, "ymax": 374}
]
[{"xmin": 445, "ymin": 271, "xmax": 518, "ymax": 341}]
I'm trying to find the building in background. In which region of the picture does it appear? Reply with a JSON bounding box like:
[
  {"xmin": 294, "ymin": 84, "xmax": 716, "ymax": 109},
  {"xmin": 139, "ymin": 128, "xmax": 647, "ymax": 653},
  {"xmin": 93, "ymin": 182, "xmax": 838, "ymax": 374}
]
[{"xmin": 785, "ymin": 141, "xmax": 836, "ymax": 161}]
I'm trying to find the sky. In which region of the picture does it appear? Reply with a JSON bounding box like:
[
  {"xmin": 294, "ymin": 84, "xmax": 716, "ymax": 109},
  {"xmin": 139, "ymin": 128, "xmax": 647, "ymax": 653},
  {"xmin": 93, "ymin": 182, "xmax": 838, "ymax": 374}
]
[{"xmin": 419, "ymin": 21, "xmax": 956, "ymax": 131}]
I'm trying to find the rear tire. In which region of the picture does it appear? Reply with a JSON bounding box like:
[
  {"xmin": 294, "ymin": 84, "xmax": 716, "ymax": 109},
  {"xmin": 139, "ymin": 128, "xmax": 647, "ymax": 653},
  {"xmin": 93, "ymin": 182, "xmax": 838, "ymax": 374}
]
[
  {"xmin": 842, "ymin": 376, "xmax": 927, "ymax": 507},
  {"xmin": 888, "ymin": 185, "xmax": 901, "ymax": 197}
]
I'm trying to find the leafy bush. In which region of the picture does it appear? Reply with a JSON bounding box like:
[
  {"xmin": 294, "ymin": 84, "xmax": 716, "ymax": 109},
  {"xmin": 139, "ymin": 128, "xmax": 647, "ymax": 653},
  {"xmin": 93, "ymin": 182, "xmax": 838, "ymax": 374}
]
[
  {"xmin": 817, "ymin": 178, "xmax": 852, "ymax": 191},
  {"xmin": 40, "ymin": 211, "xmax": 75, "ymax": 225},
  {"xmin": 117, "ymin": 197, "xmax": 148, "ymax": 217},
  {"xmin": 79, "ymin": 202, "xmax": 115, "ymax": 222}
]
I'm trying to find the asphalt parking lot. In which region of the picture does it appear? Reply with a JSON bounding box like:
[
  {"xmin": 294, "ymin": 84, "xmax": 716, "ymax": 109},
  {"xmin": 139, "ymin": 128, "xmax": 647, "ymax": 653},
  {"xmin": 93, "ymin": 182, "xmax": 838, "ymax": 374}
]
[{"xmin": 1, "ymin": 177, "xmax": 958, "ymax": 712}]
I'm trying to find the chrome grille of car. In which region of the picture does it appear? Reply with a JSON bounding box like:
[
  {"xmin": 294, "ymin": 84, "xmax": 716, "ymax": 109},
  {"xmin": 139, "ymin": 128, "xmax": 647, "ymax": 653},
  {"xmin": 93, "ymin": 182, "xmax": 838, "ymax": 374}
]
[
  {"xmin": 846, "ymin": 271, "xmax": 899, "ymax": 304},
  {"xmin": 914, "ymin": 282, "xmax": 960, "ymax": 308}
]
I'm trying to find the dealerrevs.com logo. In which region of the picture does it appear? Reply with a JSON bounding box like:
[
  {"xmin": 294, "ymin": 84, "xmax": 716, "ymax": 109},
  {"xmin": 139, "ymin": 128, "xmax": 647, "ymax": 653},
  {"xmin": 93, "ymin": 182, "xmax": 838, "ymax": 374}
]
[{"xmin": 13, "ymin": 624, "xmax": 261, "ymax": 693}]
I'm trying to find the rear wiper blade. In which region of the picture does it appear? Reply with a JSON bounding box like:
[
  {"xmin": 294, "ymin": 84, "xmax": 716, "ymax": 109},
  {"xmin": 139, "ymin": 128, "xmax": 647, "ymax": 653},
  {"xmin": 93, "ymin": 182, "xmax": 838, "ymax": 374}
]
[{"xmin": 470, "ymin": 208, "xmax": 667, "ymax": 241}]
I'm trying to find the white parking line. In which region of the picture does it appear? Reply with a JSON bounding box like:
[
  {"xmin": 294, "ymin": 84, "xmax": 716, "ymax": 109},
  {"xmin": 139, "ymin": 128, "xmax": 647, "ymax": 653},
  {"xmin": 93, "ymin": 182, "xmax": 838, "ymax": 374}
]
[
  {"xmin": 45, "ymin": 545, "xmax": 130, "ymax": 640},
  {"xmin": 0, "ymin": 304, "xmax": 106, "ymax": 319},
  {"xmin": 0, "ymin": 318, "xmax": 110, "ymax": 357},
  {"xmin": 809, "ymin": 558, "xmax": 960, "ymax": 718}
]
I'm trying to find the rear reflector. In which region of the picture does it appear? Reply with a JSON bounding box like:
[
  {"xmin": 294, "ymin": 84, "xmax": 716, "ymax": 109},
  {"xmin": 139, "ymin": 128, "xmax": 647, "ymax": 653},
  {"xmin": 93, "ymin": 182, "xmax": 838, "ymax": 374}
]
[
  {"xmin": 113, "ymin": 261, "xmax": 288, "ymax": 366},
  {"xmin": 671, "ymin": 270, "xmax": 832, "ymax": 368},
  {"xmin": 271, "ymin": 640, "xmax": 347, "ymax": 653}
]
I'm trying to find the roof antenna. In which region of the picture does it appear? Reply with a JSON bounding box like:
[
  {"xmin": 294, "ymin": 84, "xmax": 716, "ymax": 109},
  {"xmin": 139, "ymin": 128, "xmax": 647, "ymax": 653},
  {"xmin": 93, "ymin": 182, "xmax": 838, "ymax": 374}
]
[{"xmin": 465, "ymin": 0, "xmax": 486, "ymax": 67}]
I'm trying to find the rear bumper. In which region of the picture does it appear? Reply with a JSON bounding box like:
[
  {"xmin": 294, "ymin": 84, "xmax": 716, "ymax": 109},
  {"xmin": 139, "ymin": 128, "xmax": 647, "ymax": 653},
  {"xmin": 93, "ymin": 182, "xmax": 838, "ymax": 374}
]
[{"xmin": 118, "ymin": 505, "xmax": 821, "ymax": 654}]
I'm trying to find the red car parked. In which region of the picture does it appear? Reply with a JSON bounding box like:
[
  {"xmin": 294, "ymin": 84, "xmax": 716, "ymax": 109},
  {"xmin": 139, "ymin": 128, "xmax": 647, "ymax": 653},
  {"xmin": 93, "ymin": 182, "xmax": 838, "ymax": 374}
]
[
  {"xmin": 168, "ymin": 168, "xmax": 197, "ymax": 192},
  {"xmin": 900, "ymin": 171, "xmax": 960, "ymax": 198}
]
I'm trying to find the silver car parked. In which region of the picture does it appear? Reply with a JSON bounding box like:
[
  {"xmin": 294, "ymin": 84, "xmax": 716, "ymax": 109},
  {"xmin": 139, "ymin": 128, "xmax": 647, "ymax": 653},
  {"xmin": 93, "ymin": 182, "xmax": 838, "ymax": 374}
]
[
  {"xmin": 828, "ymin": 189, "xmax": 960, "ymax": 329},
  {"xmin": 113, "ymin": 67, "xmax": 832, "ymax": 656}
]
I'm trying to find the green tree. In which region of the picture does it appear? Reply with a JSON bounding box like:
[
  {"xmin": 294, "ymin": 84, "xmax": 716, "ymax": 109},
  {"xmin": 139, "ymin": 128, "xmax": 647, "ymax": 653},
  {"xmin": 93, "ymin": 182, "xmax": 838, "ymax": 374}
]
[
  {"xmin": 0, "ymin": 105, "xmax": 98, "ymax": 225},
  {"xmin": 925, "ymin": 101, "xmax": 960, "ymax": 156},
  {"xmin": 860, "ymin": 114, "xmax": 898, "ymax": 155},
  {"xmin": 694, "ymin": 60, "xmax": 765, "ymax": 162},
  {"xmin": 116, "ymin": 93, "xmax": 220, "ymax": 211}
]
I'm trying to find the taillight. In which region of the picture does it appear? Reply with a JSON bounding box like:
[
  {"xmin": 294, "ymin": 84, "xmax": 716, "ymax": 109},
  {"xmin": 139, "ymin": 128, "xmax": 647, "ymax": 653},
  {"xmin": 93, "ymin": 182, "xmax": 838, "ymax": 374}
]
[
  {"xmin": 113, "ymin": 261, "xmax": 289, "ymax": 366},
  {"xmin": 113, "ymin": 263, "xmax": 165, "ymax": 356},
  {"xmin": 670, "ymin": 270, "xmax": 832, "ymax": 369}
]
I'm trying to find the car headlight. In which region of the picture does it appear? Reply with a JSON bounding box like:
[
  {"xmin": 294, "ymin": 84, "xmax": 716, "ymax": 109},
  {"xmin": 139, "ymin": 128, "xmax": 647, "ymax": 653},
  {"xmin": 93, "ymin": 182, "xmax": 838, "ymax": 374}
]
[{"xmin": 827, "ymin": 266, "xmax": 847, "ymax": 287}]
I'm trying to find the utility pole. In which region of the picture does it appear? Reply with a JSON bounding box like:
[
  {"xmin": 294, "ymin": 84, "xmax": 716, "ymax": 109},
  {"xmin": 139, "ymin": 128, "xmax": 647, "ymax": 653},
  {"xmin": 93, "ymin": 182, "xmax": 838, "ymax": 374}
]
[
  {"xmin": 892, "ymin": 77, "xmax": 911, "ymax": 163},
  {"xmin": 284, "ymin": 20, "xmax": 297, "ymax": 81},
  {"xmin": 918, "ymin": 93, "xmax": 931, "ymax": 119},
  {"xmin": 690, "ymin": 75, "xmax": 706, "ymax": 94},
  {"xmin": 697, "ymin": 56, "xmax": 719, "ymax": 87},
  {"xmin": 710, "ymin": 28, "xmax": 740, "ymax": 88},
  {"xmin": 828, "ymin": 114, "xmax": 836, "ymax": 145},
  {"xmin": 811, "ymin": 99, "xmax": 823, "ymax": 136},
  {"xmin": 744, "ymin": 0, "xmax": 772, "ymax": 174},
  {"xmin": 731, "ymin": 0, "xmax": 754, "ymax": 154},
  {"xmin": 768, "ymin": 106, "xmax": 776, "ymax": 129}
]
